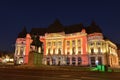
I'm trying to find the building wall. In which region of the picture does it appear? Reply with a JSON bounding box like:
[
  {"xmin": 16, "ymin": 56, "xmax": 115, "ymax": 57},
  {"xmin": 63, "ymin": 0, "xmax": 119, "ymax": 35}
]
[
  {"xmin": 14, "ymin": 31, "xmax": 119, "ymax": 67},
  {"xmin": 40, "ymin": 29, "xmax": 89, "ymax": 66},
  {"xmin": 14, "ymin": 34, "xmax": 32, "ymax": 64},
  {"xmin": 87, "ymin": 33, "xmax": 119, "ymax": 67}
]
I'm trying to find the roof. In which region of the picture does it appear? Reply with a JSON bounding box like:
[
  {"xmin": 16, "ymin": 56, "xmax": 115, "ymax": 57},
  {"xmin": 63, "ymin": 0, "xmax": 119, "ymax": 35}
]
[
  {"xmin": 18, "ymin": 20, "xmax": 104, "ymax": 37},
  {"xmin": 30, "ymin": 28, "xmax": 46, "ymax": 36},
  {"xmin": 47, "ymin": 19, "xmax": 64, "ymax": 33},
  {"xmin": 18, "ymin": 27, "xmax": 27, "ymax": 38},
  {"xmin": 86, "ymin": 21, "xmax": 102, "ymax": 34},
  {"xmin": 64, "ymin": 23, "xmax": 84, "ymax": 34}
]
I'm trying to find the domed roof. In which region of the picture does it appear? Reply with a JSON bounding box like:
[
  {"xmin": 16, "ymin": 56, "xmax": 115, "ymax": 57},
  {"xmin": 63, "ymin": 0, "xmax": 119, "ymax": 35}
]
[
  {"xmin": 47, "ymin": 19, "xmax": 64, "ymax": 33},
  {"xmin": 86, "ymin": 21, "xmax": 102, "ymax": 34},
  {"xmin": 18, "ymin": 27, "xmax": 27, "ymax": 38},
  {"xmin": 64, "ymin": 23, "xmax": 85, "ymax": 34}
]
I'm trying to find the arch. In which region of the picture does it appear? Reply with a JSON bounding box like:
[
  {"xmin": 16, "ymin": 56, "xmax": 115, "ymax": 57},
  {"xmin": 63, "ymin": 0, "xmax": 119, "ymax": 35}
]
[{"xmin": 72, "ymin": 57, "xmax": 76, "ymax": 65}]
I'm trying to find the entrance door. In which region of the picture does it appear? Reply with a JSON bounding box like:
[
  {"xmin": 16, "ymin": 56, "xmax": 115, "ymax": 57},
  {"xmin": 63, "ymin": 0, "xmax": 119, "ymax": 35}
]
[
  {"xmin": 98, "ymin": 57, "xmax": 102, "ymax": 65},
  {"xmin": 90, "ymin": 57, "xmax": 96, "ymax": 66},
  {"xmin": 66, "ymin": 57, "xmax": 70, "ymax": 65},
  {"xmin": 72, "ymin": 57, "xmax": 76, "ymax": 65}
]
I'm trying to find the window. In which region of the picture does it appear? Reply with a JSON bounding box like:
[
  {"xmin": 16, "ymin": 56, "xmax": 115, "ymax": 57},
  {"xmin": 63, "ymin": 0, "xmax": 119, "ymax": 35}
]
[
  {"xmin": 96, "ymin": 42, "xmax": 101, "ymax": 46},
  {"xmin": 77, "ymin": 40, "xmax": 81, "ymax": 45},
  {"xmin": 66, "ymin": 57, "xmax": 70, "ymax": 65},
  {"xmin": 58, "ymin": 41, "xmax": 62, "ymax": 46},
  {"xmin": 98, "ymin": 57, "xmax": 102, "ymax": 65},
  {"xmin": 67, "ymin": 41, "xmax": 70, "ymax": 46},
  {"xmin": 58, "ymin": 48, "xmax": 61, "ymax": 54},
  {"xmin": 47, "ymin": 42, "xmax": 51, "ymax": 46},
  {"xmin": 78, "ymin": 57, "xmax": 82, "ymax": 65},
  {"xmin": 98, "ymin": 47, "xmax": 101, "ymax": 53},
  {"xmin": 72, "ymin": 47, "xmax": 75, "ymax": 54},
  {"xmin": 67, "ymin": 52, "xmax": 70, "ymax": 55},
  {"xmin": 53, "ymin": 42, "xmax": 56, "ymax": 46},
  {"xmin": 90, "ymin": 42, "xmax": 94, "ymax": 46},
  {"xmin": 72, "ymin": 57, "xmax": 76, "ymax": 65},
  {"xmin": 91, "ymin": 48, "xmax": 94, "ymax": 54},
  {"xmin": 72, "ymin": 40, "xmax": 75, "ymax": 46},
  {"xmin": 53, "ymin": 48, "xmax": 55, "ymax": 54},
  {"xmin": 48, "ymin": 48, "xmax": 50, "ymax": 54},
  {"xmin": 78, "ymin": 47, "xmax": 81, "ymax": 54},
  {"xmin": 20, "ymin": 47, "xmax": 24, "ymax": 56},
  {"xmin": 90, "ymin": 57, "xmax": 96, "ymax": 66},
  {"xmin": 67, "ymin": 48, "xmax": 70, "ymax": 55}
]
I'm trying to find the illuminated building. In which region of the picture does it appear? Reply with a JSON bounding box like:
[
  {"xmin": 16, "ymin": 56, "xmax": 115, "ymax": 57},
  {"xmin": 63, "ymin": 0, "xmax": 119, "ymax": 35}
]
[
  {"xmin": 87, "ymin": 22, "xmax": 118, "ymax": 67},
  {"xmin": 40, "ymin": 29, "xmax": 88, "ymax": 66},
  {"xmin": 14, "ymin": 20, "xmax": 119, "ymax": 67},
  {"xmin": 14, "ymin": 27, "xmax": 32, "ymax": 64}
]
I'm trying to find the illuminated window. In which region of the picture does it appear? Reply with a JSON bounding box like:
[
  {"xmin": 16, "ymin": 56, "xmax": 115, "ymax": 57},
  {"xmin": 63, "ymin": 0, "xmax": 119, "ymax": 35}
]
[
  {"xmin": 90, "ymin": 42, "xmax": 94, "ymax": 46},
  {"xmin": 67, "ymin": 48, "xmax": 70, "ymax": 55},
  {"xmin": 98, "ymin": 47, "xmax": 101, "ymax": 53},
  {"xmin": 66, "ymin": 57, "xmax": 70, "ymax": 65},
  {"xmin": 72, "ymin": 40, "xmax": 75, "ymax": 46},
  {"xmin": 91, "ymin": 48, "xmax": 94, "ymax": 54},
  {"xmin": 58, "ymin": 41, "xmax": 62, "ymax": 46},
  {"xmin": 47, "ymin": 42, "xmax": 51, "ymax": 46},
  {"xmin": 48, "ymin": 48, "xmax": 50, "ymax": 55},
  {"xmin": 72, "ymin": 57, "xmax": 76, "ymax": 65},
  {"xmin": 20, "ymin": 47, "xmax": 24, "ymax": 56},
  {"xmin": 58, "ymin": 48, "xmax": 61, "ymax": 54},
  {"xmin": 78, "ymin": 47, "xmax": 81, "ymax": 54},
  {"xmin": 78, "ymin": 57, "xmax": 82, "ymax": 65},
  {"xmin": 72, "ymin": 47, "xmax": 75, "ymax": 54},
  {"xmin": 53, "ymin": 42, "xmax": 56, "ymax": 46},
  {"xmin": 53, "ymin": 48, "xmax": 55, "ymax": 54},
  {"xmin": 98, "ymin": 57, "xmax": 102, "ymax": 65},
  {"xmin": 77, "ymin": 40, "xmax": 81, "ymax": 46},
  {"xmin": 97, "ymin": 42, "xmax": 101, "ymax": 45},
  {"xmin": 67, "ymin": 52, "xmax": 70, "ymax": 55},
  {"xmin": 67, "ymin": 41, "xmax": 70, "ymax": 46},
  {"xmin": 90, "ymin": 57, "xmax": 96, "ymax": 66}
]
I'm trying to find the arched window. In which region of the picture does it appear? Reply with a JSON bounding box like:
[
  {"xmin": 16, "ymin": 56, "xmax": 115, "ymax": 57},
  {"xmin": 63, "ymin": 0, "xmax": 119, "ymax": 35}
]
[
  {"xmin": 58, "ymin": 48, "xmax": 61, "ymax": 54},
  {"xmin": 53, "ymin": 48, "xmax": 55, "ymax": 54},
  {"xmin": 67, "ymin": 41, "xmax": 70, "ymax": 46},
  {"xmin": 98, "ymin": 47, "xmax": 101, "ymax": 53},
  {"xmin": 72, "ymin": 57, "xmax": 76, "ymax": 65},
  {"xmin": 78, "ymin": 57, "xmax": 82, "ymax": 65},
  {"xmin": 78, "ymin": 47, "xmax": 81, "ymax": 54},
  {"xmin": 72, "ymin": 47, "xmax": 75, "ymax": 54},
  {"xmin": 91, "ymin": 48, "xmax": 94, "ymax": 54},
  {"xmin": 72, "ymin": 40, "xmax": 75, "ymax": 46},
  {"xmin": 77, "ymin": 40, "xmax": 81, "ymax": 46},
  {"xmin": 48, "ymin": 48, "xmax": 50, "ymax": 55}
]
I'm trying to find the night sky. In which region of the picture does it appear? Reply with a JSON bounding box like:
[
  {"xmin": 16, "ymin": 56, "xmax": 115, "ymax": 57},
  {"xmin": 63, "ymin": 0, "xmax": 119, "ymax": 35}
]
[{"xmin": 0, "ymin": 0, "xmax": 120, "ymax": 51}]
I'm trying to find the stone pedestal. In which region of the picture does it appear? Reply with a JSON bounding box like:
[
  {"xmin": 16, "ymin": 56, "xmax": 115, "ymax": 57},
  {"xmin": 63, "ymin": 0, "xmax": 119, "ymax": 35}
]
[{"xmin": 28, "ymin": 52, "xmax": 34, "ymax": 65}]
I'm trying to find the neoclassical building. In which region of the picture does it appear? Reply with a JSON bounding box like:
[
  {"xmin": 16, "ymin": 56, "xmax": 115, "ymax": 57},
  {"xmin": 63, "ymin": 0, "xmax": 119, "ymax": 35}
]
[
  {"xmin": 14, "ymin": 20, "xmax": 119, "ymax": 67},
  {"xmin": 40, "ymin": 30, "xmax": 88, "ymax": 66}
]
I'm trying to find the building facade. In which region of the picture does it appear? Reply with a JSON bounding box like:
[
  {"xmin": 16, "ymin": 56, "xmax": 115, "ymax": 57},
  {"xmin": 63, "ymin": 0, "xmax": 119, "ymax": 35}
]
[
  {"xmin": 14, "ymin": 20, "xmax": 119, "ymax": 67},
  {"xmin": 40, "ymin": 29, "xmax": 88, "ymax": 66},
  {"xmin": 87, "ymin": 33, "xmax": 118, "ymax": 67},
  {"xmin": 14, "ymin": 34, "xmax": 32, "ymax": 64}
]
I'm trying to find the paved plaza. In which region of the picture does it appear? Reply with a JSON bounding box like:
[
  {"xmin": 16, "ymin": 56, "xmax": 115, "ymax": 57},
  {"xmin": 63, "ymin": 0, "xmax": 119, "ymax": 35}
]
[{"xmin": 0, "ymin": 67, "xmax": 120, "ymax": 80}]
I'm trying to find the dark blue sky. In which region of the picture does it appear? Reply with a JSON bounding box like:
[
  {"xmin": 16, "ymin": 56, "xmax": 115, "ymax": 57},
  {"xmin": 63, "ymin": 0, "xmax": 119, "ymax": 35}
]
[{"xmin": 0, "ymin": 0, "xmax": 120, "ymax": 51}]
